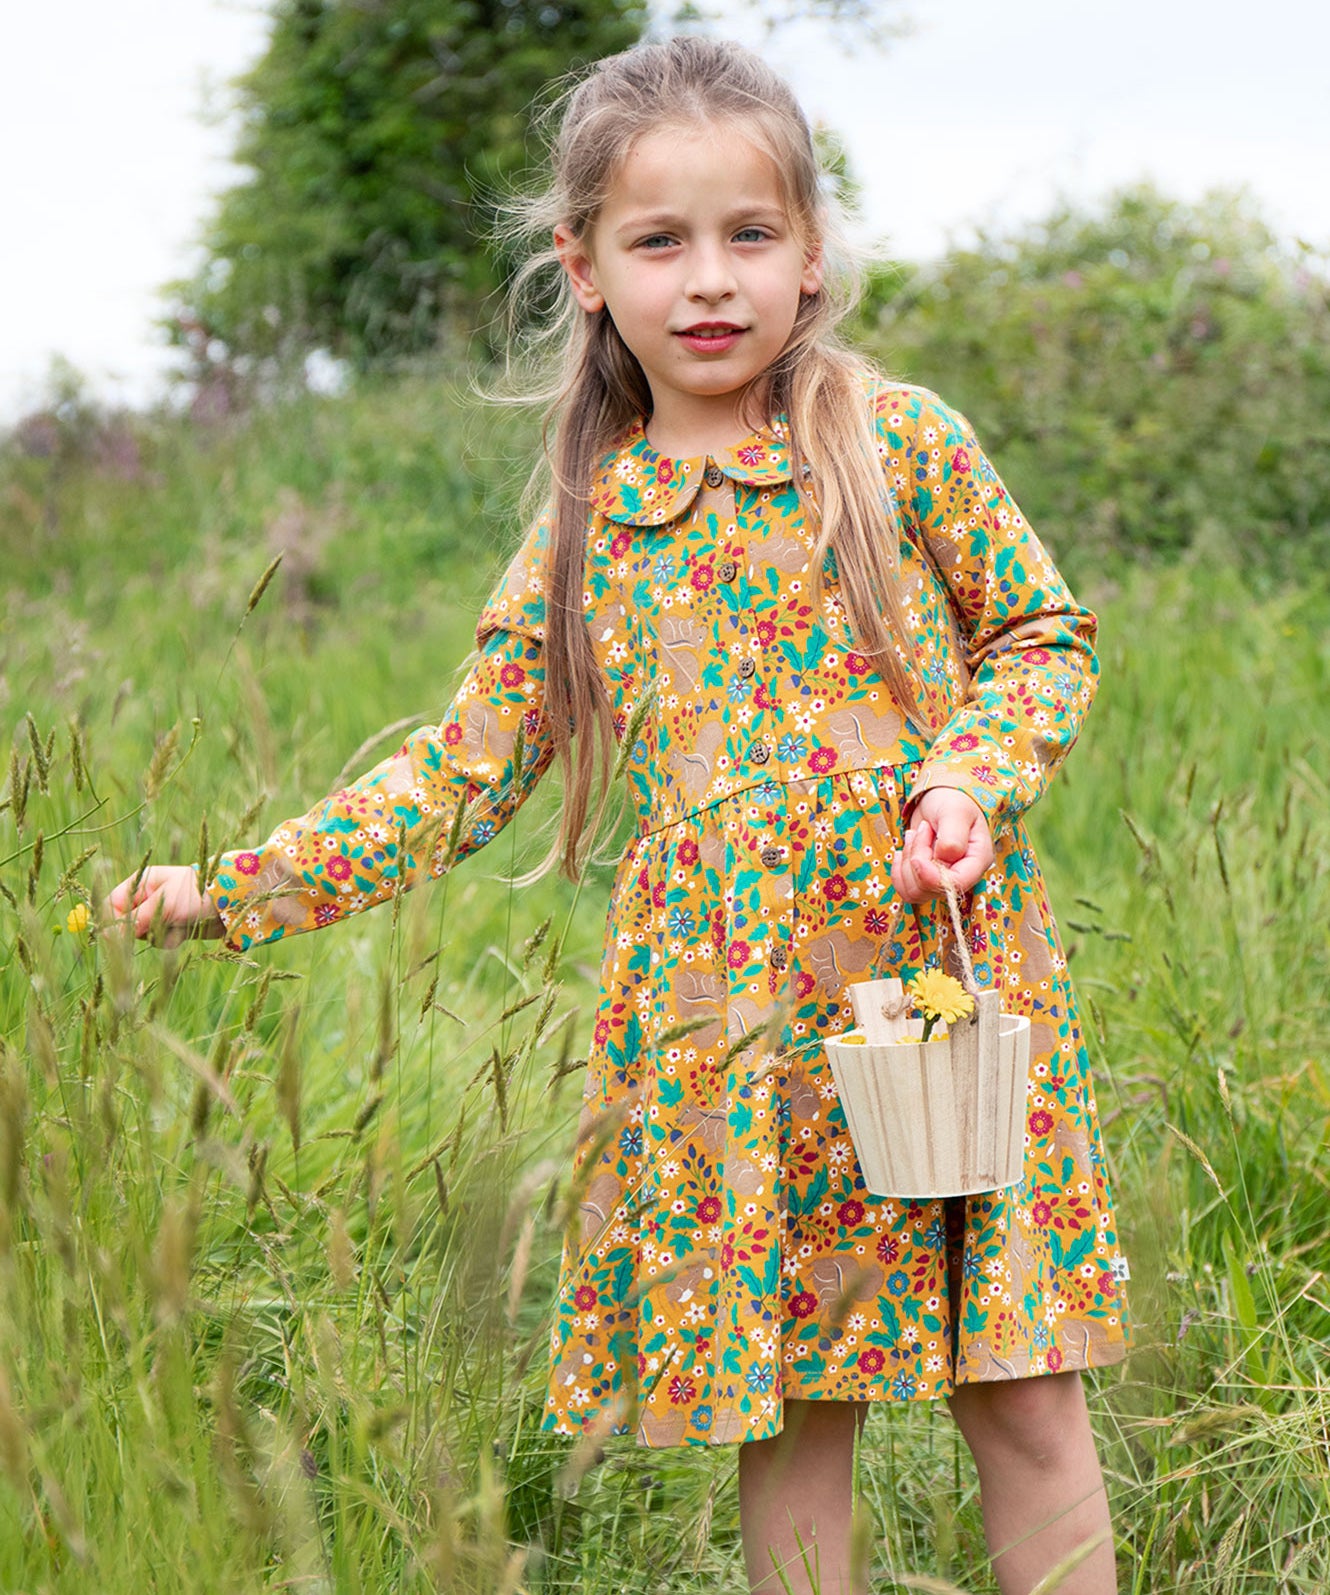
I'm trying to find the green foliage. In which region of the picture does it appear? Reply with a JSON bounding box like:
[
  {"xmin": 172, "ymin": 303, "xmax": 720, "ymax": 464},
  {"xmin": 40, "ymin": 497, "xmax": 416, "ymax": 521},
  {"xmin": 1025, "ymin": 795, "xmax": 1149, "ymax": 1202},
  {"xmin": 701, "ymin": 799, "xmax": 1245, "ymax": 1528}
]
[
  {"xmin": 859, "ymin": 187, "xmax": 1330, "ymax": 580},
  {"xmin": 3, "ymin": 189, "xmax": 1330, "ymax": 1582},
  {"xmin": 173, "ymin": 0, "xmax": 645, "ymax": 372}
]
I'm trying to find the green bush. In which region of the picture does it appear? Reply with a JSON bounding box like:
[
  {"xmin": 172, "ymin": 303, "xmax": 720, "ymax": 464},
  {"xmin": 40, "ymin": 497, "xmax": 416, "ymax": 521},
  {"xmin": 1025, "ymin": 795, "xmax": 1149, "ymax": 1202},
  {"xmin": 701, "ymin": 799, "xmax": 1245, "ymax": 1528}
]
[{"xmin": 859, "ymin": 187, "xmax": 1330, "ymax": 581}]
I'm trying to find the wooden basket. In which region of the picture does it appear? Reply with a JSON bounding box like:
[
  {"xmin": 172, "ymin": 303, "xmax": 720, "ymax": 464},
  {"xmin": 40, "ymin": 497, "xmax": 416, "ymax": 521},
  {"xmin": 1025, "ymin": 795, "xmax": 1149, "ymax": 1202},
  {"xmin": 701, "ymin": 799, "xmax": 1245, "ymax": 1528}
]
[{"xmin": 824, "ymin": 978, "xmax": 1031, "ymax": 1198}]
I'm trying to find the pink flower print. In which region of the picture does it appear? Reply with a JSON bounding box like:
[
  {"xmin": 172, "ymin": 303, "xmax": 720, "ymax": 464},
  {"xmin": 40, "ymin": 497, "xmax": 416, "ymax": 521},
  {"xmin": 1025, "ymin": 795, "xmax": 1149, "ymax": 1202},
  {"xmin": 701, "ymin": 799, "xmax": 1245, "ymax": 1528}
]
[
  {"xmin": 668, "ymin": 1376, "xmax": 696, "ymax": 1405},
  {"xmin": 697, "ymin": 1195, "xmax": 722, "ymax": 1223},
  {"xmin": 754, "ymin": 682, "xmax": 776, "ymax": 710},
  {"xmin": 691, "ymin": 563, "xmax": 715, "ymax": 593},
  {"xmin": 949, "ymin": 733, "xmax": 980, "ymax": 752},
  {"xmin": 951, "ymin": 447, "xmax": 971, "ymax": 474},
  {"xmin": 1098, "ymin": 1272, "xmax": 1116, "ymax": 1296},
  {"xmin": 234, "ymin": 852, "xmax": 261, "ymax": 876},
  {"xmin": 789, "ymin": 1292, "xmax": 817, "ymax": 1319},
  {"xmin": 1046, "ymin": 1346, "xmax": 1063, "ymax": 1372},
  {"xmin": 574, "ymin": 1285, "xmax": 597, "ymax": 1310},
  {"xmin": 837, "ymin": 1199, "xmax": 865, "ymax": 1227},
  {"xmin": 973, "ymin": 764, "xmax": 996, "ymax": 785},
  {"xmin": 326, "ymin": 855, "xmax": 354, "ymax": 883},
  {"xmin": 721, "ymin": 1241, "xmax": 735, "ymax": 1267},
  {"xmin": 864, "ymin": 908, "xmax": 892, "ymax": 935},
  {"xmin": 610, "ymin": 530, "xmax": 632, "ymax": 558},
  {"xmin": 594, "ymin": 1018, "xmax": 611, "ymax": 1046},
  {"xmin": 1031, "ymin": 1200, "xmax": 1052, "ymax": 1227},
  {"xmin": 823, "ymin": 874, "xmax": 848, "ymax": 902},
  {"xmin": 1024, "ymin": 647, "xmax": 1050, "ymax": 665},
  {"xmin": 858, "ymin": 1347, "xmax": 885, "ymax": 1374},
  {"xmin": 1028, "ymin": 1109, "xmax": 1054, "ymax": 1136},
  {"xmin": 522, "ymin": 710, "xmax": 542, "ymax": 737},
  {"xmin": 727, "ymin": 940, "xmax": 751, "ymax": 970},
  {"xmin": 677, "ymin": 839, "xmax": 700, "ymax": 865},
  {"xmin": 794, "ymin": 971, "xmax": 817, "ymax": 1000},
  {"xmin": 656, "ymin": 458, "xmax": 674, "ymax": 483},
  {"xmin": 876, "ymin": 1236, "xmax": 900, "ymax": 1265},
  {"xmin": 756, "ymin": 619, "xmax": 777, "ymax": 645},
  {"xmin": 652, "ymin": 880, "xmax": 667, "ymax": 908},
  {"xmin": 808, "ymin": 746, "xmax": 838, "ymax": 774},
  {"xmin": 844, "ymin": 653, "xmax": 869, "ymax": 676},
  {"xmin": 443, "ymin": 721, "xmax": 463, "ymax": 746},
  {"xmin": 499, "ymin": 662, "xmax": 526, "ymax": 687},
  {"xmin": 314, "ymin": 904, "xmax": 339, "ymax": 927},
  {"xmin": 737, "ymin": 444, "xmax": 764, "ymax": 467}
]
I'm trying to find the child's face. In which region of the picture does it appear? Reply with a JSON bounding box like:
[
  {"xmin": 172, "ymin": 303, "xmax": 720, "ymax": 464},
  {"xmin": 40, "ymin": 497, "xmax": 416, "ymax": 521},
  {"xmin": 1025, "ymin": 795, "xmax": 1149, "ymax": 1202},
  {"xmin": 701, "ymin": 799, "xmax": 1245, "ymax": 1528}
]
[{"xmin": 555, "ymin": 122, "xmax": 823, "ymax": 453}]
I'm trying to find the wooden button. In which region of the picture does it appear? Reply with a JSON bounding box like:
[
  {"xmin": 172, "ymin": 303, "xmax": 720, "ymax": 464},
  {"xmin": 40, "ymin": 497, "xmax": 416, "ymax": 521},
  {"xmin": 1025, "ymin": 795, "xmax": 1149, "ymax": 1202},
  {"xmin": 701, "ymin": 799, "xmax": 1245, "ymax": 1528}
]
[
  {"xmin": 749, "ymin": 741, "xmax": 770, "ymax": 765},
  {"xmin": 760, "ymin": 845, "xmax": 783, "ymax": 868},
  {"xmin": 703, "ymin": 464, "xmax": 724, "ymax": 488},
  {"xmin": 737, "ymin": 657, "xmax": 756, "ymax": 679},
  {"xmin": 718, "ymin": 559, "xmax": 738, "ymax": 582},
  {"xmin": 769, "ymin": 946, "xmax": 788, "ymax": 970}
]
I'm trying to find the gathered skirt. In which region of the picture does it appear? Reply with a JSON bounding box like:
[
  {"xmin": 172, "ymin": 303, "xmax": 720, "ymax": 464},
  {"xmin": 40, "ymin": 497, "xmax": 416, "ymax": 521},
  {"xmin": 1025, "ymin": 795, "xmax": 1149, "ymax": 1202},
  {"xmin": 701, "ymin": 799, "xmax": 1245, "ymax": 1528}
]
[{"xmin": 541, "ymin": 764, "xmax": 1128, "ymax": 1448}]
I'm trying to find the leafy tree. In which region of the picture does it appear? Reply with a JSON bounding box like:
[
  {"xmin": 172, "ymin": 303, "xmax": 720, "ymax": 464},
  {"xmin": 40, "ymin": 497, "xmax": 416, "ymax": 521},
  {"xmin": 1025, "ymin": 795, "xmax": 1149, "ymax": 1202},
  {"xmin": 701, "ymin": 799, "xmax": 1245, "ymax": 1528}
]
[{"xmin": 170, "ymin": 0, "xmax": 646, "ymax": 373}]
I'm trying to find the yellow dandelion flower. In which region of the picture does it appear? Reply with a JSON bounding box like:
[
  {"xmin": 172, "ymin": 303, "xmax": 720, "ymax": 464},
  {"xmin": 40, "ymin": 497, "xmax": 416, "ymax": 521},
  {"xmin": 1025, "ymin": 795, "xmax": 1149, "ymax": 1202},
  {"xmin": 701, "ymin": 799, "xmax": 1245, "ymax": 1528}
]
[
  {"xmin": 908, "ymin": 971, "xmax": 973, "ymax": 1040},
  {"xmin": 65, "ymin": 902, "xmax": 90, "ymax": 935}
]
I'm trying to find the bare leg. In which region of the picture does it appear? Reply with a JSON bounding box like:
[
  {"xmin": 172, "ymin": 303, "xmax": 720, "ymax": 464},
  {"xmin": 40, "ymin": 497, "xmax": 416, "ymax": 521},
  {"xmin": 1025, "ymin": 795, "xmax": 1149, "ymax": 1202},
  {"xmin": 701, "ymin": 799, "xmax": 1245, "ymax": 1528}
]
[
  {"xmin": 948, "ymin": 1371, "xmax": 1116, "ymax": 1594},
  {"xmin": 738, "ymin": 1399, "xmax": 869, "ymax": 1594}
]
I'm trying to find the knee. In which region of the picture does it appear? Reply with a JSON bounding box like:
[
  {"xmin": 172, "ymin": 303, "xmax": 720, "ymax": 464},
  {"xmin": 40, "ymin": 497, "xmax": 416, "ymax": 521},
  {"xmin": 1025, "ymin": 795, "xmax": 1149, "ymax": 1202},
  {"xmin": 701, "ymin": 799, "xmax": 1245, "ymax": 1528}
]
[{"xmin": 949, "ymin": 1371, "xmax": 1088, "ymax": 1473}]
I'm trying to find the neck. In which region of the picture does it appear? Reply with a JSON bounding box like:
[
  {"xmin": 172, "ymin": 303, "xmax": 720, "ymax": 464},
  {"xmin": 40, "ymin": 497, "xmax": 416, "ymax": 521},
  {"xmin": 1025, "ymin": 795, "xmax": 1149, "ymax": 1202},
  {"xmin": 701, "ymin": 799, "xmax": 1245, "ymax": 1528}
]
[{"xmin": 643, "ymin": 385, "xmax": 775, "ymax": 459}]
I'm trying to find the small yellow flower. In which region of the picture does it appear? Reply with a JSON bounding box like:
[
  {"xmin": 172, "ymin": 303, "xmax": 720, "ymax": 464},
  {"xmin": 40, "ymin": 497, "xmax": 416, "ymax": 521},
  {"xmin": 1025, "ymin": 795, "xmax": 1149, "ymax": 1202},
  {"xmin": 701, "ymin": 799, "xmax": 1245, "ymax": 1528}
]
[
  {"xmin": 65, "ymin": 902, "xmax": 90, "ymax": 936},
  {"xmin": 908, "ymin": 970, "xmax": 974, "ymax": 1041}
]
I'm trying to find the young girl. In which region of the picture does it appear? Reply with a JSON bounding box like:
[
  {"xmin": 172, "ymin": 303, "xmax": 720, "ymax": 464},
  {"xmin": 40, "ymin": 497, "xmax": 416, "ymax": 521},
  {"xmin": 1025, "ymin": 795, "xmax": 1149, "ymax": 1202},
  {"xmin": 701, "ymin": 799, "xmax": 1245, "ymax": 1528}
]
[{"xmin": 112, "ymin": 36, "xmax": 1128, "ymax": 1595}]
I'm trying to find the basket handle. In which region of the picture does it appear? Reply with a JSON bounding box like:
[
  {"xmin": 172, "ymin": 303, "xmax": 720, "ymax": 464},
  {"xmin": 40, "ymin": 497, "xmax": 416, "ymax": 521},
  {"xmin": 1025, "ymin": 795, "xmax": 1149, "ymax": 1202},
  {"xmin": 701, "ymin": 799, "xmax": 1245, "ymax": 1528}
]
[{"xmin": 938, "ymin": 866, "xmax": 982, "ymax": 1000}]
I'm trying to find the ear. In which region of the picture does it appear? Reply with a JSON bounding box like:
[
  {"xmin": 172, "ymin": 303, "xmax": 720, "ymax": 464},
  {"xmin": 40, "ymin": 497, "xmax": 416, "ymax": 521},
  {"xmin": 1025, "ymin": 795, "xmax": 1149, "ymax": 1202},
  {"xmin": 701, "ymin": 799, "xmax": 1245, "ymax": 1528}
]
[
  {"xmin": 554, "ymin": 224, "xmax": 605, "ymax": 314},
  {"xmin": 800, "ymin": 240, "xmax": 825, "ymax": 298}
]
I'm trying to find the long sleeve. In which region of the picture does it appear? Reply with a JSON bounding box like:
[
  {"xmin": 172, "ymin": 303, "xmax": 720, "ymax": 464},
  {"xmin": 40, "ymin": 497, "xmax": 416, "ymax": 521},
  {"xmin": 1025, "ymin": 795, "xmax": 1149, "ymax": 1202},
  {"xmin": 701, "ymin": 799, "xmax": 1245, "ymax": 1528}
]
[
  {"xmin": 209, "ymin": 518, "xmax": 553, "ymax": 951},
  {"xmin": 887, "ymin": 388, "xmax": 1099, "ymax": 834}
]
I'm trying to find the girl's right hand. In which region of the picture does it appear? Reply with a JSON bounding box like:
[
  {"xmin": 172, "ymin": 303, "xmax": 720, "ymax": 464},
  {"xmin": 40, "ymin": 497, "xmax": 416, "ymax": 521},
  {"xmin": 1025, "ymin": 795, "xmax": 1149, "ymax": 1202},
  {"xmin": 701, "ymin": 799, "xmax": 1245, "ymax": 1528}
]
[{"xmin": 107, "ymin": 865, "xmax": 225, "ymax": 946}]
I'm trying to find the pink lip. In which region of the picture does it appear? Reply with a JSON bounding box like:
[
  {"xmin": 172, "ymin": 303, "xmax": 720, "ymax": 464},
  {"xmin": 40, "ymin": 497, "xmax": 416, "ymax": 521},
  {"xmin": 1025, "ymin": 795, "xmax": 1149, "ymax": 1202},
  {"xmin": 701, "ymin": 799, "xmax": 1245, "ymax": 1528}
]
[{"xmin": 676, "ymin": 323, "xmax": 745, "ymax": 352}]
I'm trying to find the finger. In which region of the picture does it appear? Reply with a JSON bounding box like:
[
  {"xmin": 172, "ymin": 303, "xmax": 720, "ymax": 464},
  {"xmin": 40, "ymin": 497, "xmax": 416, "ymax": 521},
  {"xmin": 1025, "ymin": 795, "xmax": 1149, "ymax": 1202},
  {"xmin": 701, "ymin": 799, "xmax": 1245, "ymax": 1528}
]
[
  {"xmin": 931, "ymin": 807, "xmax": 973, "ymax": 866},
  {"xmin": 909, "ymin": 819, "xmax": 949, "ymax": 897},
  {"xmin": 893, "ymin": 827, "xmax": 930, "ymax": 902},
  {"xmin": 940, "ymin": 824, "xmax": 996, "ymax": 895},
  {"xmin": 132, "ymin": 887, "xmax": 165, "ymax": 939}
]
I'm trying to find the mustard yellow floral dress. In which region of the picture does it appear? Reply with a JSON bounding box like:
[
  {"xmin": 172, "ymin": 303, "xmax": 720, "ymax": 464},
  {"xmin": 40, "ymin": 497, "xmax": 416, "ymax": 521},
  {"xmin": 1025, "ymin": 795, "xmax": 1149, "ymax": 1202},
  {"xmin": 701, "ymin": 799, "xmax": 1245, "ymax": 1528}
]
[{"xmin": 210, "ymin": 384, "xmax": 1129, "ymax": 1449}]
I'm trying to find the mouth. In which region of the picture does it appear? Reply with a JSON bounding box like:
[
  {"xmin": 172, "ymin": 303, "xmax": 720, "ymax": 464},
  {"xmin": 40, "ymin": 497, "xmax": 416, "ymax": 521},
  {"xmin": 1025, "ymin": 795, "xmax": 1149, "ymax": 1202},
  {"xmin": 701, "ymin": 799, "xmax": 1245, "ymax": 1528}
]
[{"xmin": 675, "ymin": 323, "xmax": 745, "ymax": 352}]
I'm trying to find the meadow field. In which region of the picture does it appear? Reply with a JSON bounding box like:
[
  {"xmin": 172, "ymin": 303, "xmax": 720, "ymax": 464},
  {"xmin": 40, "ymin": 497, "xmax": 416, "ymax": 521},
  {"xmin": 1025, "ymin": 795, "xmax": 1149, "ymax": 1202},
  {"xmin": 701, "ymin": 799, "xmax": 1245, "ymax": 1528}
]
[{"xmin": 0, "ymin": 371, "xmax": 1327, "ymax": 1592}]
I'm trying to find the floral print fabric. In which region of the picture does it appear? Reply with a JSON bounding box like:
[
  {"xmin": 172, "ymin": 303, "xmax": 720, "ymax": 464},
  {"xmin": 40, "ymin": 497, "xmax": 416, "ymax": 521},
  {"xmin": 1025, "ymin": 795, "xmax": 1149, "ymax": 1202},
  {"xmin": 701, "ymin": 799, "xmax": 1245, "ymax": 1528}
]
[{"xmin": 210, "ymin": 384, "xmax": 1129, "ymax": 1449}]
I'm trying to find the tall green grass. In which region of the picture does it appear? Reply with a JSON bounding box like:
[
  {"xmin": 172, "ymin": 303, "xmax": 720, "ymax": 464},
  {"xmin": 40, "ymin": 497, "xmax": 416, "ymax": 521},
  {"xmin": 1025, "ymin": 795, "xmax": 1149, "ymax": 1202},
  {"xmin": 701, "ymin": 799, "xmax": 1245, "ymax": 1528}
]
[{"xmin": 0, "ymin": 378, "xmax": 1326, "ymax": 1590}]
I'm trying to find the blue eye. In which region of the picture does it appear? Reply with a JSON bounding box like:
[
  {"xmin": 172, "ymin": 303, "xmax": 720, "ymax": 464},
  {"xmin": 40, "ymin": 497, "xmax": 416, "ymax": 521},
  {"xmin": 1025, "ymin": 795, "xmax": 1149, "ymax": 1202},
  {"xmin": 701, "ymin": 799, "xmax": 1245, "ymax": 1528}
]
[
  {"xmin": 638, "ymin": 233, "xmax": 676, "ymax": 250},
  {"xmin": 734, "ymin": 227, "xmax": 769, "ymax": 243}
]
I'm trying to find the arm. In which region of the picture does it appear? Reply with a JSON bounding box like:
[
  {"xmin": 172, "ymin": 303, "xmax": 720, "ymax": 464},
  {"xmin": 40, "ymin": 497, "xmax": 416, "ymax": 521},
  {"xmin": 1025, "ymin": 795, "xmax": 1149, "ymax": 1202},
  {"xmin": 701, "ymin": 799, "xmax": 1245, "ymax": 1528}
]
[
  {"xmin": 208, "ymin": 625, "xmax": 552, "ymax": 950},
  {"xmin": 111, "ymin": 518, "xmax": 556, "ymax": 951},
  {"xmin": 884, "ymin": 388, "xmax": 1099, "ymax": 838}
]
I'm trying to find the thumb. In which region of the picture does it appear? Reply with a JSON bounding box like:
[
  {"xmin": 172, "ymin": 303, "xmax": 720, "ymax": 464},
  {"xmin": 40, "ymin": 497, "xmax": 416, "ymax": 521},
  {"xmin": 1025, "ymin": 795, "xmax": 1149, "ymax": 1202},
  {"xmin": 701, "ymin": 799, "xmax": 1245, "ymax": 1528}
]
[{"xmin": 932, "ymin": 807, "xmax": 974, "ymax": 864}]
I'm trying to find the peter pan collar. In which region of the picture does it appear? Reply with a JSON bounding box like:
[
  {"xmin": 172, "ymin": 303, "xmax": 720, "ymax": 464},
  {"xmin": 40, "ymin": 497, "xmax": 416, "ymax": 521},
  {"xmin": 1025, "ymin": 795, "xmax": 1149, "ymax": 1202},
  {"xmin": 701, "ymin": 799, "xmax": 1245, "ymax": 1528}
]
[{"xmin": 588, "ymin": 415, "xmax": 794, "ymax": 527}]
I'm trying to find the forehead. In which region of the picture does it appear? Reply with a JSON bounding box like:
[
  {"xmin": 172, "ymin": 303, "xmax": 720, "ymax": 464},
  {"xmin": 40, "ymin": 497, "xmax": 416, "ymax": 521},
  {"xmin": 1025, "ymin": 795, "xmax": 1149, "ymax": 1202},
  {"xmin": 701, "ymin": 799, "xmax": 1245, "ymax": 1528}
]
[{"xmin": 601, "ymin": 122, "xmax": 792, "ymax": 222}]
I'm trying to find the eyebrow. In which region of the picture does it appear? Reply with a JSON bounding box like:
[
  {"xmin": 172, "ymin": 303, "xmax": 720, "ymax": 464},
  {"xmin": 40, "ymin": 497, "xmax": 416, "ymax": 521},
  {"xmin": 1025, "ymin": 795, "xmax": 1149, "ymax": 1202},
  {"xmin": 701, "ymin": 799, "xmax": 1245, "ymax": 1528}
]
[{"xmin": 610, "ymin": 204, "xmax": 787, "ymax": 240}]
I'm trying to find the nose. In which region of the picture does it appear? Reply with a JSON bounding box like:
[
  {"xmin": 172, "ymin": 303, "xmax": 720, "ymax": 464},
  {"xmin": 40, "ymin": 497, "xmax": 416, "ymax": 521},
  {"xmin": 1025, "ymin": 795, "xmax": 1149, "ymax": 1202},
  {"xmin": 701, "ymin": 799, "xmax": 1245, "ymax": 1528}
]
[{"xmin": 685, "ymin": 239, "xmax": 737, "ymax": 303}]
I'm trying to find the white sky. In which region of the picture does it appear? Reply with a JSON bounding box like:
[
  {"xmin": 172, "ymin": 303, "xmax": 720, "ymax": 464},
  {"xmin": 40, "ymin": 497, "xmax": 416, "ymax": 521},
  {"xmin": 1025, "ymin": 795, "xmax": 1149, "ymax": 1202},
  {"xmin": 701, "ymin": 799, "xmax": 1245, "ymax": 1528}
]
[{"xmin": 2, "ymin": 0, "xmax": 1327, "ymax": 422}]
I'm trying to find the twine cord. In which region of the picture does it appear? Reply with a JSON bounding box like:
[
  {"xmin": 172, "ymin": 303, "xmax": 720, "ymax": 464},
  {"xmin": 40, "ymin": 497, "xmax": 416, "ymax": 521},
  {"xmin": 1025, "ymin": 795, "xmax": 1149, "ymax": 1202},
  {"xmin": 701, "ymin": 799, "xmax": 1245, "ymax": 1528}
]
[{"xmin": 937, "ymin": 865, "xmax": 982, "ymax": 1000}]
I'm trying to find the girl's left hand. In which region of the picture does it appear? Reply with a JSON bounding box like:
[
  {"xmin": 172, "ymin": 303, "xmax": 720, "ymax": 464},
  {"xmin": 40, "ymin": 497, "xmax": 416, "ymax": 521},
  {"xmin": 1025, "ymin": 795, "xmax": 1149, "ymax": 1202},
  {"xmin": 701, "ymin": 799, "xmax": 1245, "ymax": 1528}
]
[{"xmin": 892, "ymin": 787, "xmax": 995, "ymax": 903}]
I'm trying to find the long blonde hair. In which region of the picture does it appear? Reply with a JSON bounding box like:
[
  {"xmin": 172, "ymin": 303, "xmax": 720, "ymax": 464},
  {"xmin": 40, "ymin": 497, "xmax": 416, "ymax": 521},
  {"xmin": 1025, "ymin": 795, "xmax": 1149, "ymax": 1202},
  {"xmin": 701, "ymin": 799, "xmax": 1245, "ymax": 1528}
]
[{"xmin": 503, "ymin": 36, "xmax": 926, "ymax": 879}]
